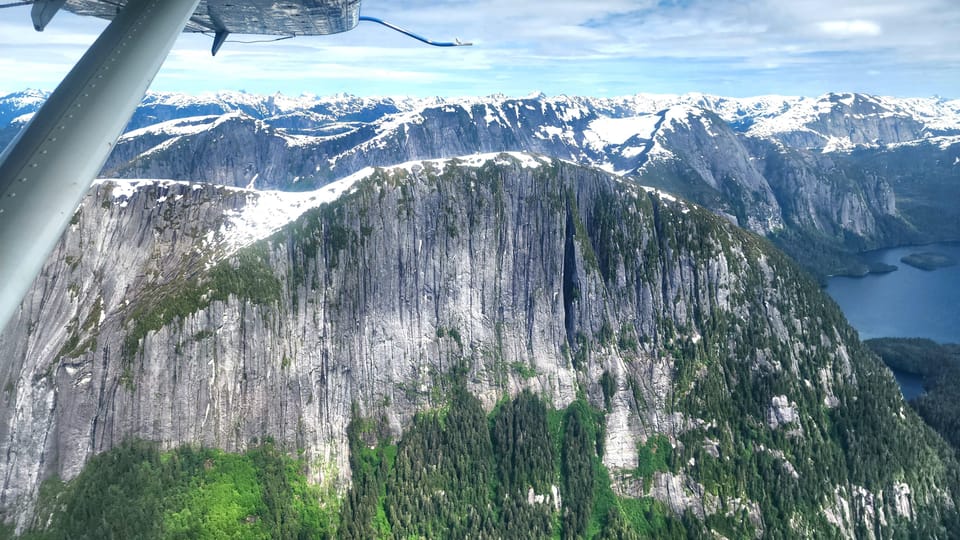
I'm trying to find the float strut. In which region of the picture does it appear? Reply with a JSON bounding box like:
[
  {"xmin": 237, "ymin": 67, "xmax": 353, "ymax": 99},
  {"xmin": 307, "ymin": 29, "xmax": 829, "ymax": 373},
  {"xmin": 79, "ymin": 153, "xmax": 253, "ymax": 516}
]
[{"xmin": 0, "ymin": 0, "xmax": 202, "ymax": 333}]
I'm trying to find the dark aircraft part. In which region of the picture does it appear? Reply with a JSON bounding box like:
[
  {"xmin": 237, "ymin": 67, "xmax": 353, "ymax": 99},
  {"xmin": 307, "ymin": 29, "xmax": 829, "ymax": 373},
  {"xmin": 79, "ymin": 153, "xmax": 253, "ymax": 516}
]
[
  {"xmin": 60, "ymin": 0, "xmax": 361, "ymax": 36},
  {"xmin": 31, "ymin": 0, "xmax": 67, "ymax": 31},
  {"xmin": 0, "ymin": 0, "xmax": 202, "ymax": 333},
  {"xmin": 212, "ymin": 29, "xmax": 229, "ymax": 55}
]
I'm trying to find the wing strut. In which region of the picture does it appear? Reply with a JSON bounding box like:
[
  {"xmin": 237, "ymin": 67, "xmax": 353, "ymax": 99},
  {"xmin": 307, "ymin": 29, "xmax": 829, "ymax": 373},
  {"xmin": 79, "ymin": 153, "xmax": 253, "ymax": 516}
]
[{"xmin": 0, "ymin": 0, "xmax": 202, "ymax": 333}]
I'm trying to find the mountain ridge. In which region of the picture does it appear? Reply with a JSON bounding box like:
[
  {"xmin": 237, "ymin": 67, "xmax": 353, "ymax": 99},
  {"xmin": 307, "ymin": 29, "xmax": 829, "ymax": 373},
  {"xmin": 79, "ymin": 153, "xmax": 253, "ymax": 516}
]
[
  {"xmin": 5, "ymin": 88, "xmax": 959, "ymax": 144},
  {"xmin": 5, "ymin": 88, "xmax": 960, "ymax": 278},
  {"xmin": 1, "ymin": 154, "xmax": 958, "ymax": 536}
]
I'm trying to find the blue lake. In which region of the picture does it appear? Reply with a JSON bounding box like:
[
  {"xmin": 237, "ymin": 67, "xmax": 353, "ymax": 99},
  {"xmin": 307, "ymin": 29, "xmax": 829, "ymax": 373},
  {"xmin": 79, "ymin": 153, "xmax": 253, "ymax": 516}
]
[
  {"xmin": 826, "ymin": 243, "xmax": 960, "ymax": 344},
  {"xmin": 890, "ymin": 369, "xmax": 925, "ymax": 401},
  {"xmin": 826, "ymin": 242, "xmax": 960, "ymax": 400}
]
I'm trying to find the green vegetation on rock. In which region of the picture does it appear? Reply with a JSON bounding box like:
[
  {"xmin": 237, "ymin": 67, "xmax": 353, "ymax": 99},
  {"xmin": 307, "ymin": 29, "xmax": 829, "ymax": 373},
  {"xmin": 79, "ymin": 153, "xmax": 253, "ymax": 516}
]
[
  {"xmin": 20, "ymin": 440, "xmax": 333, "ymax": 540},
  {"xmin": 16, "ymin": 158, "xmax": 960, "ymax": 540},
  {"xmin": 867, "ymin": 338, "xmax": 960, "ymax": 453},
  {"xmin": 123, "ymin": 243, "xmax": 282, "ymax": 360},
  {"xmin": 335, "ymin": 388, "xmax": 694, "ymax": 540}
]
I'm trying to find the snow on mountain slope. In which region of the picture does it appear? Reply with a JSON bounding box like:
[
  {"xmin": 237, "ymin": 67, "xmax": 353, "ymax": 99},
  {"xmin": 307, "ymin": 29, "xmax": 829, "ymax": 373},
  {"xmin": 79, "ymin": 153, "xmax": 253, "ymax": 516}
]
[
  {"xmin": 213, "ymin": 173, "xmax": 362, "ymax": 253},
  {"xmin": 0, "ymin": 90, "xmax": 48, "ymax": 134},
  {"xmin": 361, "ymin": 151, "xmax": 552, "ymax": 175},
  {"xmin": 740, "ymin": 92, "xmax": 960, "ymax": 150},
  {"xmin": 5, "ymin": 89, "xmax": 959, "ymax": 154},
  {"xmin": 120, "ymin": 115, "xmax": 223, "ymax": 140},
  {"xmin": 0, "ymin": 89, "xmax": 47, "ymax": 121},
  {"xmin": 96, "ymin": 152, "xmax": 552, "ymax": 262},
  {"xmin": 138, "ymin": 91, "xmax": 414, "ymax": 118},
  {"xmin": 584, "ymin": 115, "xmax": 661, "ymax": 146},
  {"xmin": 97, "ymin": 173, "xmax": 364, "ymax": 261}
]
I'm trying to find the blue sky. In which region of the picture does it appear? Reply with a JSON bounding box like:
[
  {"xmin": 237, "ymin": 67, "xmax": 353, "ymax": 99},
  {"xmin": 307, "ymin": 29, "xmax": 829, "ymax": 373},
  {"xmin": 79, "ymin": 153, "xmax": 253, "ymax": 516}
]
[{"xmin": 1, "ymin": 0, "xmax": 958, "ymax": 98}]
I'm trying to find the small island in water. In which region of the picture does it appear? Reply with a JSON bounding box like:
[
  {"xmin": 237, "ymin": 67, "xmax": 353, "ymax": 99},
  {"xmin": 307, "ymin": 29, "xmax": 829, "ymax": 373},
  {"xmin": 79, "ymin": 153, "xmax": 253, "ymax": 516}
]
[
  {"xmin": 867, "ymin": 262, "xmax": 898, "ymax": 274},
  {"xmin": 900, "ymin": 251, "xmax": 958, "ymax": 271}
]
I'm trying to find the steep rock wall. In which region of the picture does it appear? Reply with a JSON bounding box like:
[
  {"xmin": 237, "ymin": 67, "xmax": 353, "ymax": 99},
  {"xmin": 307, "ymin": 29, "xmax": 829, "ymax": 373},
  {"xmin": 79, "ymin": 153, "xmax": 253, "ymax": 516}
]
[{"xmin": 0, "ymin": 156, "xmax": 955, "ymax": 536}]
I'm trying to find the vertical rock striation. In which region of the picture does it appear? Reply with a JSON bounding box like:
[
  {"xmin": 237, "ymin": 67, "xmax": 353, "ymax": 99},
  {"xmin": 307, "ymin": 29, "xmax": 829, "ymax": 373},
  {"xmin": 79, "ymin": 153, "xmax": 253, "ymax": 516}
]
[{"xmin": 0, "ymin": 154, "xmax": 956, "ymax": 536}]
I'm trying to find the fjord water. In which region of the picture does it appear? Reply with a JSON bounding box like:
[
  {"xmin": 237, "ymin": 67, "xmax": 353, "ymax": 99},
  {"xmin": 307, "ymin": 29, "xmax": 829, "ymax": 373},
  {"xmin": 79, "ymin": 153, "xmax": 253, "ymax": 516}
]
[
  {"xmin": 826, "ymin": 243, "xmax": 960, "ymax": 400},
  {"xmin": 826, "ymin": 243, "xmax": 960, "ymax": 344}
]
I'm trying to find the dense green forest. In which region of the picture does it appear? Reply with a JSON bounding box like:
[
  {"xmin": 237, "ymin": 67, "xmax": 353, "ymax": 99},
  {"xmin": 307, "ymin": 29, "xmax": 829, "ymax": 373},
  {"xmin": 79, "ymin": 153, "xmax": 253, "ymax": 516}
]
[
  {"xmin": 337, "ymin": 388, "xmax": 696, "ymax": 539},
  {"xmin": 866, "ymin": 338, "xmax": 960, "ymax": 452},
  {"xmin": 13, "ymin": 377, "xmax": 960, "ymax": 539},
  {"xmin": 12, "ymin": 390, "xmax": 697, "ymax": 540},
  {"xmin": 10, "ymin": 440, "xmax": 334, "ymax": 540}
]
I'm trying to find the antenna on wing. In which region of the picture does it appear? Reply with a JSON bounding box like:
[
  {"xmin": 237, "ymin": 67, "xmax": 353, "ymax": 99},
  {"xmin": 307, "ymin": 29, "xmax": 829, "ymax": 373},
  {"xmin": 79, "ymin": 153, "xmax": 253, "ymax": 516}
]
[
  {"xmin": 358, "ymin": 15, "xmax": 472, "ymax": 47},
  {"xmin": 205, "ymin": 15, "xmax": 471, "ymax": 55}
]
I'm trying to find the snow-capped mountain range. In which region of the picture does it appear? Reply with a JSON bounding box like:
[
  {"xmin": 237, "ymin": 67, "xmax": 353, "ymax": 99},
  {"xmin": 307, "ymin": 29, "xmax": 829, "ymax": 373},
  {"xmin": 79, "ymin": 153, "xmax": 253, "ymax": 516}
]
[
  {"xmin": 2, "ymin": 89, "xmax": 959, "ymax": 275},
  {"xmin": 5, "ymin": 89, "xmax": 958, "ymax": 161},
  {"xmin": 119, "ymin": 90, "xmax": 960, "ymax": 163}
]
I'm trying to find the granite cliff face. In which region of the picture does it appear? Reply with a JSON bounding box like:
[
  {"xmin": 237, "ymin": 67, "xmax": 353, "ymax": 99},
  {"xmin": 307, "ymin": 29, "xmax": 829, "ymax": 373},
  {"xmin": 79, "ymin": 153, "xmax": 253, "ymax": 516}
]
[{"xmin": 1, "ymin": 154, "xmax": 957, "ymax": 536}]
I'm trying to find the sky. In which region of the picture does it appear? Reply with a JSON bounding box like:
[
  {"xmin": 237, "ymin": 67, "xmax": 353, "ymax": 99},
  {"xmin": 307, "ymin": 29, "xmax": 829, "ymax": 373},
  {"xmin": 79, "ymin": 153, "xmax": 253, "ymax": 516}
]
[{"xmin": 0, "ymin": 0, "xmax": 959, "ymax": 99}]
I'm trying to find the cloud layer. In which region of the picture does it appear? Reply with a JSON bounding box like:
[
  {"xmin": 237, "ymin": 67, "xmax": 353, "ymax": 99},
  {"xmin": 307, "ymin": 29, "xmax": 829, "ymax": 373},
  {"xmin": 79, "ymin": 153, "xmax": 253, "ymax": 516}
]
[{"xmin": 0, "ymin": 0, "xmax": 957, "ymax": 97}]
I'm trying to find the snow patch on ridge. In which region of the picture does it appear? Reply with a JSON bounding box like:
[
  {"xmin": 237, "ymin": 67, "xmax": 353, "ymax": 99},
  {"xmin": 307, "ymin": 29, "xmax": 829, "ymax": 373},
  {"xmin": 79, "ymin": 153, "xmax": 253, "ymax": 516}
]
[
  {"xmin": 659, "ymin": 105, "xmax": 704, "ymax": 132},
  {"xmin": 348, "ymin": 152, "xmax": 550, "ymax": 180},
  {"xmin": 822, "ymin": 136, "xmax": 855, "ymax": 153},
  {"xmin": 585, "ymin": 115, "xmax": 660, "ymax": 146},
  {"xmin": 638, "ymin": 185, "xmax": 689, "ymax": 213},
  {"xmin": 104, "ymin": 153, "xmax": 547, "ymax": 255},
  {"xmin": 98, "ymin": 178, "xmax": 198, "ymax": 208},
  {"xmin": 95, "ymin": 175, "xmax": 363, "ymax": 255},
  {"xmin": 10, "ymin": 112, "xmax": 34, "ymax": 125},
  {"xmin": 218, "ymin": 176, "xmax": 360, "ymax": 252},
  {"xmin": 640, "ymin": 185, "xmax": 679, "ymax": 203},
  {"xmin": 120, "ymin": 115, "xmax": 221, "ymax": 140}
]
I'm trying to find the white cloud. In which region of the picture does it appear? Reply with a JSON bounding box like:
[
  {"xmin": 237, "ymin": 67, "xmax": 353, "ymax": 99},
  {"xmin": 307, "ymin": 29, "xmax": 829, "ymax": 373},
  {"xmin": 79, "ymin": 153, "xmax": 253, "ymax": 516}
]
[
  {"xmin": 816, "ymin": 20, "xmax": 883, "ymax": 37},
  {"xmin": 0, "ymin": 0, "xmax": 958, "ymax": 97}
]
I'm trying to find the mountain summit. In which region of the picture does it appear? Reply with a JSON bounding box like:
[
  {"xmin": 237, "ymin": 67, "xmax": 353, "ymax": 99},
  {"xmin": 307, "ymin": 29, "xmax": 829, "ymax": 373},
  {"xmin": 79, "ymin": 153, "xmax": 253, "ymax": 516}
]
[{"xmin": 0, "ymin": 153, "xmax": 957, "ymax": 536}]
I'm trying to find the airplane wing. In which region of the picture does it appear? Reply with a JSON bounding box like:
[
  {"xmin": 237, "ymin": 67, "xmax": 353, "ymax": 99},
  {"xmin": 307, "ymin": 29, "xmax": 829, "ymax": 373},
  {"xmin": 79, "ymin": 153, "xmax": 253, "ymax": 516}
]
[{"xmin": 61, "ymin": 0, "xmax": 362, "ymax": 36}]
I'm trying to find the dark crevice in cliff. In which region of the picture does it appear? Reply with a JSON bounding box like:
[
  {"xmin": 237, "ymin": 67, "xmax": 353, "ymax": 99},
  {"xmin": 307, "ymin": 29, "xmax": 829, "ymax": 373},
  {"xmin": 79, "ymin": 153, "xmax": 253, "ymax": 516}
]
[
  {"xmin": 562, "ymin": 203, "xmax": 579, "ymax": 348},
  {"xmin": 648, "ymin": 196, "xmax": 673, "ymax": 346},
  {"xmin": 90, "ymin": 347, "xmax": 110, "ymax": 453}
]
